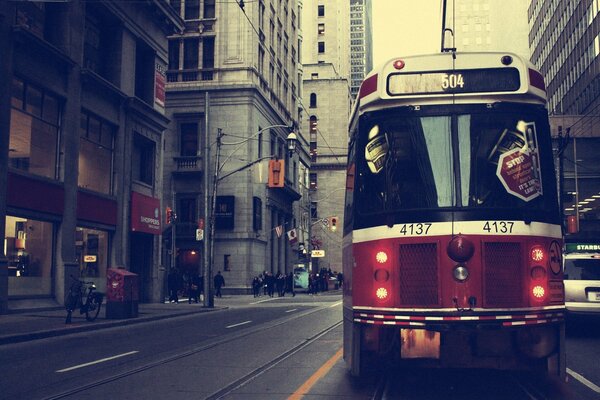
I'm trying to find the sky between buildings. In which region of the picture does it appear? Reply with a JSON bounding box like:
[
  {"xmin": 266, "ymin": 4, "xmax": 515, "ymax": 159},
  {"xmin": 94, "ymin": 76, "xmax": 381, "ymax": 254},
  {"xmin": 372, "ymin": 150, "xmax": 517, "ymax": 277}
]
[{"xmin": 372, "ymin": 0, "xmax": 442, "ymax": 67}]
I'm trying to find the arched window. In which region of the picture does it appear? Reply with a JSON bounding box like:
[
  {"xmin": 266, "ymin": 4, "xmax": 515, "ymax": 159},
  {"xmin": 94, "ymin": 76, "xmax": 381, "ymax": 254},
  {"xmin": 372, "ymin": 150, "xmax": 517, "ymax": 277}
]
[{"xmin": 310, "ymin": 93, "xmax": 317, "ymax": 108}]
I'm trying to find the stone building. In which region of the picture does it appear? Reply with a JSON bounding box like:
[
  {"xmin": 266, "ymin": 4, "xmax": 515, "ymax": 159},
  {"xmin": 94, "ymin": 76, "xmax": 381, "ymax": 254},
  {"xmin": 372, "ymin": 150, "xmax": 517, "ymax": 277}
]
[
  {"xmin": 0, "ymin": 1, "xmax": 183, "ymax": 313},
  {"xmin": 163, "ymin": 0, "xmax": 304, "ymax": 293}
]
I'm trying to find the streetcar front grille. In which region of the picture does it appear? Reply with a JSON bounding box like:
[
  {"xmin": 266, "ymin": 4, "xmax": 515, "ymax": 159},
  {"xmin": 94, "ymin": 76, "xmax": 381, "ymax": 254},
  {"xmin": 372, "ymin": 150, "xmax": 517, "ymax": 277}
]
[
  {"xmin": 483, "ymin": 242, "xmax": 523, "ymax": 307},
  {"xmin": 399, "ymin": 243, "xmax": 440, "ymax": 306}
]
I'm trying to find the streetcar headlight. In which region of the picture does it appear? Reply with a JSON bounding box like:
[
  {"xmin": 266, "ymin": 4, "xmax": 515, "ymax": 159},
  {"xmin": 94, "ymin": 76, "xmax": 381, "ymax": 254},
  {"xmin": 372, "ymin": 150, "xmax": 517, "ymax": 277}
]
[
  {"xmin": 375, "ymin": 251, "xmax": 388, "ymax": 263},
  {"xmin": 452, "ymin": 265, "xmax": 469, "ymax": 282},
  {"xmin": 375, "ymin": 287, "xmax": 388, "ymax": 300}
]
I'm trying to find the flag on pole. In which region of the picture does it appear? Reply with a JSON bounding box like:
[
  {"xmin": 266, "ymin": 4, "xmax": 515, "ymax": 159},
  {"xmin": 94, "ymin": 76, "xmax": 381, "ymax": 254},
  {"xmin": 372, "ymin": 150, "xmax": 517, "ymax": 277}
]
[
  {"xmin": 275, "ymin": 225, "xmax": 283, "ymax": 238},
  {"xmin": 287, "ymin": 228, "xmax": 298, "ymax": 244}
]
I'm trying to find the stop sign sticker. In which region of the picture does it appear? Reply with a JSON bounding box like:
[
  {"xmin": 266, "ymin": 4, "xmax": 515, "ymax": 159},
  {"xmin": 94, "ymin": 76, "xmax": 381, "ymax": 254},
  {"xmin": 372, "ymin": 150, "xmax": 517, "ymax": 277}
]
[{"xmin": 496, "ymin": 148, "xmax": 542, "ymax": 202}]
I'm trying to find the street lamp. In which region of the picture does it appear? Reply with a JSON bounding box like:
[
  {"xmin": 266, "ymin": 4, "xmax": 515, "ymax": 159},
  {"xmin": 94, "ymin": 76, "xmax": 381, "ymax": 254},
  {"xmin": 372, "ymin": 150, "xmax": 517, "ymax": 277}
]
[{"xmin": 203, "ymin": 123, "xmax": 298, "ymax": 307}]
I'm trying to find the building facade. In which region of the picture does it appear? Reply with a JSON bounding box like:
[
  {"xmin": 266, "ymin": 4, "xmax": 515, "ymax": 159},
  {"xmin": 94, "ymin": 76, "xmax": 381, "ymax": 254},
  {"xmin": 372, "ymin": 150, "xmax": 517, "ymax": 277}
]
[
  {"xmin": 301, "ymin": 0, "xmax": 359, "ymax": 273},
  {"xmin": 0, "ymin": 1, "xmax": 183, "ymax": 313},
  {"xmin": 164, "ymin": 0, "xmax": 304, "ymax": 293},
  {"xmin": 445, "ymin": 0, "xmax": 530, "ymax": 59},
  {"xmin": 349, "ymin": 0, "xmax": 373, "ymax": 98},
  {"xmin": 529, "ymin": 0, "xmax": 600, "ymax": 241},
  {"xmin": 302, "ymin": 63, "xmax": 351, "ymax": 273}
]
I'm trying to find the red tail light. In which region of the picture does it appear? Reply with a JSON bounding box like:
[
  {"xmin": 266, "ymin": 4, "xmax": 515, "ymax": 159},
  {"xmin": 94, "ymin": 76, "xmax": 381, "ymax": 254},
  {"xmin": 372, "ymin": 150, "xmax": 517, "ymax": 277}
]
[{"xmin": 530, "ymin": 245, "xmax": 546, "ymax": 263}]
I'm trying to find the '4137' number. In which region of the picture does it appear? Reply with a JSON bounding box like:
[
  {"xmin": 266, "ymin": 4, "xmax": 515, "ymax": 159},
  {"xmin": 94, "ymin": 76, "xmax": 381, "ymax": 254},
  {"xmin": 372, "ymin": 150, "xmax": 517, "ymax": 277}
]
[
  {"xmin": 399, "ymin": 223, "xmax": 432, "ymax": 235},
  {"xmin": 483, "ymin": 221, "xmax": 514, "ymax": 233}
]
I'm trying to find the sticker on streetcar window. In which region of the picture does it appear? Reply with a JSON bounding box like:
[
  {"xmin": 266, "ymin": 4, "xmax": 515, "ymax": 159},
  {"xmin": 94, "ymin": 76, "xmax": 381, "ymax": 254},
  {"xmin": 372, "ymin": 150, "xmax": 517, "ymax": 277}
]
[
  {"xmin": 494, "ymin": 122, "xmax": 543, "ymax": 202},
  {"xmin": 483, "ymin": 221, "xmax": 514, "ymax": 233},
  {"xmin": 399, "ymin": 223, "xmax": 432, "ymax": 235},
  {"xmin": 365, "ymin": 133, "xmax": 388, "ymax": 174}
]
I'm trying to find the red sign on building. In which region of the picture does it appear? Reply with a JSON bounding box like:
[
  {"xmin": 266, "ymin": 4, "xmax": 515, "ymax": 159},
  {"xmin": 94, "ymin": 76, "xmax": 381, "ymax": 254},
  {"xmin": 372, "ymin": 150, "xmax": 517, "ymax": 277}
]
[
  {"xmin": 496, "ymin": 148, "xmax": 541, "ymax": 202},
  {"xmin": 154, "ymin": 63, "xmax": 166, "ymax": 108},
  {"xmin": 131, "ymin": 191, "xmax": 161, "ymax": 234}
]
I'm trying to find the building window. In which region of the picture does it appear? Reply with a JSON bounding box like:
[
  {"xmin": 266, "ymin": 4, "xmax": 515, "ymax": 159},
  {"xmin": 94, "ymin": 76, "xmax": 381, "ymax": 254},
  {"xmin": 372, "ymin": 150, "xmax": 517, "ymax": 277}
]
[
  {"xmin": 76, "ymin": 227, "xmax": 109, "ymax": 280},
  {"xmin": 168, "ymin": 40, "xmax": 180, "ymax": 70},
  {"xmin": 135, "ymin": 40, "xmax": 156, "ymax": 105},
  {"xmin": 6, "ymin": 216, "xmax": 54, "ymax": 296},
  {"xmin": 79, "ymin": 111, "xmax": 115, "ymax": 194},
  {"xmin": 204, "ymin": 0, "xmax": 215, "ymax": 18},
  {"xmin": 180, "ymin": 122, "xmax": 199, "ymax": 156},
  {"xmin": 132, "ymin": 133, "xmax": 155, "ymax": 186},
  {"xmin": 184, "ymin": 0, "xmax": 199, "ymax": 19},
  {"xmin": 183, "ymin": 38, "xmax": 199, "ymax": 69},
  {"xmin": 9, "ymin": 77, "xmax": 61, "ymax": 180},
  {"xmin": 83, "ymin": 8, "xmax": 120, "ymax": 84},
  {"xmin": 318, "ymin": 23, "xmax": 325, "ymax": 34},
  {"xmin": 318, "ymin": 41, "xmax": 325, "ymax": 53},
  {"xmin": 318, "ymin": 5, "xmax": 325, "ymax": 17},
  {"xmin": 203, "ymin": 37, "xmax": 215, "ymax": 68},
  {"xmin": 178, "ymin": 197, "xmax": 197, "ymax": 223},
  {"xmin": 311, "ymin": 201, "xmax": 318, "ymax": 219},
  {"xmin": 253, "ymin": 196, "xmax": 262, "ymax": 231},
  {"xmin": 310, "ymin": 93, "xmax": 317, "ymax": 108},
  {"xmin": 310, "ymin": 172, "xmax": 318, "ymax": 190}
]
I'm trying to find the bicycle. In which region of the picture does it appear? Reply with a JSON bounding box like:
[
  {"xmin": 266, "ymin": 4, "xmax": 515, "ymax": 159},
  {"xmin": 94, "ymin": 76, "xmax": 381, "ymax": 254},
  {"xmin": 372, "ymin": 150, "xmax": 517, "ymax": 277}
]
[{"xmin": 65, "ymin": 276, "xmax": 104, "ymax": 324}]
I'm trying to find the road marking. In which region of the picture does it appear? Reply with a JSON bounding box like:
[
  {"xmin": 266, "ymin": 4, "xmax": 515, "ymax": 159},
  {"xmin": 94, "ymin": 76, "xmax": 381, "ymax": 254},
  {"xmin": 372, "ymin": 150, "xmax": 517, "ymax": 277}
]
[
  {"xmin": 329, "ymin": 301, "xmax": 342, "ymax": 308},
  {"xmin": 226, "ymin": 320, "xmax": 252, "ymax": 329},
  {"xmin": 286, "ymin": 309, "xmax": 298, "ymax": 313},
  {"xmin": 56, "ymin": 351, "xmax": 139, "ymax": 373},
  {"xmin": 250, "ymin": 297, "xmax": 282, "ymax": 304},
  {"xmin": 287, "ymin": 347, "xmax": 343, "ymax": 400},
  {"xmin": 567, "ymin": 368, "xmax": 600, "ymax": 393}
]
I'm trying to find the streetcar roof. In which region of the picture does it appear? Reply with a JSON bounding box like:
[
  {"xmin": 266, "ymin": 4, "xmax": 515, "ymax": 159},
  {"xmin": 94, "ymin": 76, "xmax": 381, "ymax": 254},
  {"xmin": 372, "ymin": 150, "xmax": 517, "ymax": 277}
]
[{"xmin": 351, "ymin": 52, "xmax": 547, "ymax": 121}]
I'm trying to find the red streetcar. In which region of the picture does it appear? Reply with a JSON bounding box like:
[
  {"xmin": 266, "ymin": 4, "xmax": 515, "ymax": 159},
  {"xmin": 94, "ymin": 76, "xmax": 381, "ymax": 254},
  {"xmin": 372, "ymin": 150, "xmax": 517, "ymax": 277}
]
[{"xmin": 343, "ymin": 52, "xmax": 565, "ymax": 378}]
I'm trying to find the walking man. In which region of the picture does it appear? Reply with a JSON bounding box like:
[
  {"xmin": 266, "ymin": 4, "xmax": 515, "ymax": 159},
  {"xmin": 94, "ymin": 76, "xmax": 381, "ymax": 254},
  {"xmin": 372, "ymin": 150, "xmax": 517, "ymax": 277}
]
[{"xmin": 214, "ymin": 271, "xmax": 225, "ymax": 298}]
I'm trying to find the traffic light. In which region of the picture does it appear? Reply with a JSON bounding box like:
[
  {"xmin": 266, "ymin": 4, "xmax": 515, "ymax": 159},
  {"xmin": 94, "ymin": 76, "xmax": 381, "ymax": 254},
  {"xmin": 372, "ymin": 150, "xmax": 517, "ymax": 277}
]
[
  {"xmin": 268, "ymin": 159, "xmax": 285, "ymax": 188},
  {"xmin": 166, "ymin": 207, "xmax": 172, "ymax": 224},
  {"xmin": 329, "ymin": 216, "xmax": 338, "ymax": 232}
]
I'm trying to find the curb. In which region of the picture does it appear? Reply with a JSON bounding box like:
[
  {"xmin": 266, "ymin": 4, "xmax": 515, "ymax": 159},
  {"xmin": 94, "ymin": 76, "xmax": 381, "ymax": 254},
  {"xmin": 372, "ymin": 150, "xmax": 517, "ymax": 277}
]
[{"xmin": 0, "ymin": 306, "xmax": 225, "ymax": 346}]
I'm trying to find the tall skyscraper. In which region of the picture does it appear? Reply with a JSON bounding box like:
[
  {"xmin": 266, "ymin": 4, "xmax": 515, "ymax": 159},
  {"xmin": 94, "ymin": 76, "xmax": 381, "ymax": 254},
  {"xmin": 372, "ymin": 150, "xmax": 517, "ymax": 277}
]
[
  {"xmin": 350, "ymin": 0, "xmax": 373, "ymax": 98},
  {"xmin": 445, "ymin": 0, "xmax": 530, "ymax": 59},
  {"xmin": 528, "ymin": 0, "xmax": 600, "ymax": 241}
]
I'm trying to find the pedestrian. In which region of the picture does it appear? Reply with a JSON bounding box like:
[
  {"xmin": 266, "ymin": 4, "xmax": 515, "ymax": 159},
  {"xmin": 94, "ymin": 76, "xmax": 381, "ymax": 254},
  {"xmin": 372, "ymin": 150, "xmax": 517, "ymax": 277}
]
[
  {"xmin": 214, "ymin": 271, "xmax": 225, "ymax": 298},
  {"xmin": 188, "ymin": 273, "xmax": 201, "ymax": 303},
  {"xmin": 252, "ymin": 276, "xmax": 262, "ymax": 297},
  {"xmin": 286, "ymin": 272, "xmax": 295, "ymax": 297},
  {"xmin": 168, "ymin": 267, "xmax": 180, "ymax": 303}
]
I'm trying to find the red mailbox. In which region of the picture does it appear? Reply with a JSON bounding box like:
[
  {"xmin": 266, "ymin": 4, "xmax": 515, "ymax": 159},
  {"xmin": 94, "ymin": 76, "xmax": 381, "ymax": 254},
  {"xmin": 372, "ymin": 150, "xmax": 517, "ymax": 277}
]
[{"xmin": 106, "ymin": 268, "xmax": 139, "ymax": 319}]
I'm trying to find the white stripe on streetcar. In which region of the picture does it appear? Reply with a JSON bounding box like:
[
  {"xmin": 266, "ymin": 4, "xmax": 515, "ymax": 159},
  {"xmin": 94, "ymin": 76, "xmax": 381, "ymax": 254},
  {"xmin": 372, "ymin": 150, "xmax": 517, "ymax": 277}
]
[
  {"xmin": 56, "ymin": 351, "xmax": 139, "ymax": 373},
  {"xmin": 226, "ymin": 320, "xmax": 252, "ymax": 329},
  {"xmin": 353, "ymin": 221, "xmax": 562, "ymax": 243},
  {"xmin": 567, "ymin": 368, "xmax": 600, "ymax": 393}
]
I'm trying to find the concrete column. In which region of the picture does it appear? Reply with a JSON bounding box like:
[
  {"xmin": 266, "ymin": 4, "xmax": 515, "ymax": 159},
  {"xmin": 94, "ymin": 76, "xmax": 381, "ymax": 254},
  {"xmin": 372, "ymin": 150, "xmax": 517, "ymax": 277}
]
[
  {"xmin": 56, "ymin": 1, "xmax": 84, "ymax": 304},
  {"xmin": 0, "ymin": 3, "xmax": 15, "ymax": 314}
]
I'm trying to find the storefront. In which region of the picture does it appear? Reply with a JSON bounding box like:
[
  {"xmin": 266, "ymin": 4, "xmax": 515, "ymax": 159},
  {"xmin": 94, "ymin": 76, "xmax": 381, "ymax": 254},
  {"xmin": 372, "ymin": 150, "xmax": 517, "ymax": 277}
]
[
  {"xmin": 130, "ymin": 191, "xmax": 161, "ymax": 302},
  {"xmin": 5, "ymin": 215, "xmax": 54, "ymax": 297}
]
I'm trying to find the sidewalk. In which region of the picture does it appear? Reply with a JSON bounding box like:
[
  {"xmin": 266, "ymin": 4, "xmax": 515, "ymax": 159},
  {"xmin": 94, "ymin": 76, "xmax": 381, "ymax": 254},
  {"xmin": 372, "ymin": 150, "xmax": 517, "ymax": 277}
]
[{"xmin": 0, "ymin": 299, "xmax": 229, "ymax": 346}]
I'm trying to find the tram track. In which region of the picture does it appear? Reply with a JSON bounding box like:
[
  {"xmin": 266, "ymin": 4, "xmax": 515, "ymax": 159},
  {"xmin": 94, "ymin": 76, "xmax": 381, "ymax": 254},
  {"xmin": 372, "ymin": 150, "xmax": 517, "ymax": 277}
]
[{"xmin": 40, "ymin": 305, "xmax": 342, "ymax": 400}]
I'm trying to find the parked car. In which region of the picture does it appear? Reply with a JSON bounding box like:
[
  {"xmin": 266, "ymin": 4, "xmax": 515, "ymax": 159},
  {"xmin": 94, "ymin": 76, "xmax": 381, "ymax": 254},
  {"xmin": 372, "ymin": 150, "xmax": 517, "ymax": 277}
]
[{"xmin": 563, "ymin": 251, "xmax": 600, "ymax": 318}]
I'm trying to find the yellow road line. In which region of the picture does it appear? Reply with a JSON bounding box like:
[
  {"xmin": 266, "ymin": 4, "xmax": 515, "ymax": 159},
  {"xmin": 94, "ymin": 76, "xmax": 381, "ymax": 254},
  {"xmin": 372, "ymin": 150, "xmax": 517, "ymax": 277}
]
[{"xmin": 287, "ymin": 347, "xmax": 343, "ymax": 400}]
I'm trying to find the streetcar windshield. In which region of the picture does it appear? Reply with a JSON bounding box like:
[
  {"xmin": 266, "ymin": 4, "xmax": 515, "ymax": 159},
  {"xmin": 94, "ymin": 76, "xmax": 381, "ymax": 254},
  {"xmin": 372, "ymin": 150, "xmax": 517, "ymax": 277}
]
[{"xmin": 353, "ymin": 104, "xmax": 558, "ymax": 221}]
